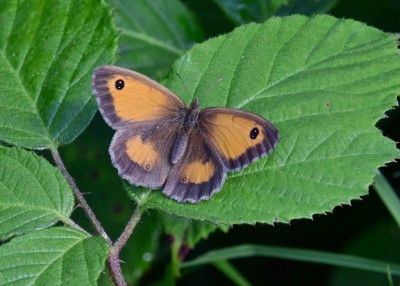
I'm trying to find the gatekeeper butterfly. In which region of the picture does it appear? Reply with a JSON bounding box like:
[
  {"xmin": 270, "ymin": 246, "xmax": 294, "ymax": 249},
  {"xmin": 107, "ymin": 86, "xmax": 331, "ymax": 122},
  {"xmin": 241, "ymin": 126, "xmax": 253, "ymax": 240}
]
[{"xmin": 92, "ymin": 66, "xmax": 279, "ymax": 203}]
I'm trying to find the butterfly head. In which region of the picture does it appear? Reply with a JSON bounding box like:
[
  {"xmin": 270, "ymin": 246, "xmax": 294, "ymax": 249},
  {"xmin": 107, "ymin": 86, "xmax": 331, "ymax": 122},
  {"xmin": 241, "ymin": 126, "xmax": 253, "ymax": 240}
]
[
  {"xmin": 190, "ymin": 98, "xmax": 199, "ymax": 110},
  {"xmin": 182, "ymin": 99, "xmax": 199, "ymax": 129}
]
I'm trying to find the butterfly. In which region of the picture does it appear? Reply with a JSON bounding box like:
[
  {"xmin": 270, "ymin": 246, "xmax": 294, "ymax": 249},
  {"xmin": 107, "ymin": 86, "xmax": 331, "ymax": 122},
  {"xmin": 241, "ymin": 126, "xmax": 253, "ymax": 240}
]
[{"xmin": 92, "ymin": 66, "xmax": 279, "ymax": 203}]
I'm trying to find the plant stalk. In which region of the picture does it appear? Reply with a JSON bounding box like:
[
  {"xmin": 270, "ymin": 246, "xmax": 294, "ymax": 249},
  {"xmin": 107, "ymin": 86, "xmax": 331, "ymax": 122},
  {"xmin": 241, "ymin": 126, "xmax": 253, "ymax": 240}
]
[
  {"xmin": 51, "ymin": 147, "xmax": 111, "ymax": 244},
  {"xmin": 108, "ymin": 250, "xmax": 128, "ymax": 286},
  {"xmin": 52, "ymin": 148, "xmax": 144, "ymax": 285},
  {"xmin": 113, "ymin": 206, "xmax": 142, "ymax": 253},
  {"xmin": 108, "ymin": 206, "xmax": 143, "ymax": 286}
]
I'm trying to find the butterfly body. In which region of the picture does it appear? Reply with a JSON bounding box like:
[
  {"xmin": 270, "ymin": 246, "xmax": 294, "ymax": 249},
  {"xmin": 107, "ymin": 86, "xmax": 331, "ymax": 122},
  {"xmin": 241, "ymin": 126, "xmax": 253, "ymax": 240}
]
[
  {"xmin": 170, "ymin": 100, "xmax": 199, "ymax": 164},
  {"xmin": 92, "ymin": 66, "xmax": 279, "ymax": 203}
]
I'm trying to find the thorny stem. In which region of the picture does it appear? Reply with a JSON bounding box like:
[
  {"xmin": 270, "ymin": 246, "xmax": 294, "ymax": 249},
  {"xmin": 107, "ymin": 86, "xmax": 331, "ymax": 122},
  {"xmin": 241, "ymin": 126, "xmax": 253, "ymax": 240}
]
[
  {"xmin": 108, "ymin": 251, "xmax": 127, "ymax": 286},
  {"xmin": 109, "ymin": 207, "xmax": 143, "ymax": 286},
  {"xmin": 51, "ymin": 147, "xmax": 111, "ymax": 244},
  {"xmin": 51, "ymin": 147, "xmax": 144, "ymax": 286},
  {"xmin": 113, "ymin": 206, "xmax": 142, "ymax": 253}
]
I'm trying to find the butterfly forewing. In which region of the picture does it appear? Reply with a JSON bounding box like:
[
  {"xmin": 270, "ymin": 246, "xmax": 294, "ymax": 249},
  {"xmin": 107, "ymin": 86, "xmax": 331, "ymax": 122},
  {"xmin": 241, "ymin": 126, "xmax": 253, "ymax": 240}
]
[{"xmin": 92, "ymin": 66, "xmax": 185, "ymax": 129}]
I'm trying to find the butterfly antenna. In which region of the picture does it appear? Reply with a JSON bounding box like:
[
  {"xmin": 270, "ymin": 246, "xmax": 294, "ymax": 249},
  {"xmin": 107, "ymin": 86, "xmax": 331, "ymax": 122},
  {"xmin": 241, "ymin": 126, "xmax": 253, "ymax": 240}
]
[
  {"xmin": 176, "ymin": 73, "xmax": 192, "ymax": 100},
  {"xmin": 176, "ymin": 73, "xmax": 224, "ymax": 102},
  {"xmin": 197, "ymin": 77, "xmax": 224, "ymax": 100}
]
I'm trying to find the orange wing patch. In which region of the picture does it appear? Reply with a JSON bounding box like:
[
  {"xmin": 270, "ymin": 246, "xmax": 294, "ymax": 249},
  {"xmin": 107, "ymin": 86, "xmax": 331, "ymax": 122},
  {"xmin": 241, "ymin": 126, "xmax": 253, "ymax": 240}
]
[
  {"xmin": 125, "ymin": 135, "xmax": 159, "ymax": 172},
  {"xmin": 180, "ymin": 160, "xmax": 215, "ymax": 184},
  {"xmin": 110, "ymin": 128, "xmax": 177, "ymax": 189},
  {"xmin": 108, "ymin": 74, "xmax": 177, "ymax": 122},
  {"xmin": 163, "ymin": 132, "xmax": 226, "ymax": 203},
  {"xmin": 207, "ymin": 113, "xmax": 264, "ymax": 160}
]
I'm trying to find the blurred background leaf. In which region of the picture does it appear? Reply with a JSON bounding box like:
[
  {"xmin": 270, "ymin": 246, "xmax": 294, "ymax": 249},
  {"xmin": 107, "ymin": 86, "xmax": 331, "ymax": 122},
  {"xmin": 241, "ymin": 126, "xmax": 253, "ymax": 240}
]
[
  {"xmin": 213, "ymin": 0, "xmax": 337, "ymax": 24},
  {"xmin": 327, "ymin": 219, "xmax": 400, "ymax": 285},
  {"xmin": 160, "ymin": 214, "xmax": 228, "ymax": 275},
  {"xmin": 109, "ymin": 0, "xmax": 204, "ymax": 79}
]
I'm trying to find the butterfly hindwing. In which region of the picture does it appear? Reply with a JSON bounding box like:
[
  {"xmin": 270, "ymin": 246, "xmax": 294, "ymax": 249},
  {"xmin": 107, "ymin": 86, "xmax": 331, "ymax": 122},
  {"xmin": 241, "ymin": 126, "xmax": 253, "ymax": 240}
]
[
  {"xmin": 163, "ymin": 130, "xmax": 226, "ymax": 203},
  {"xmin": 110, "ymin": 120, "xmax": 181, "ymax": 189},
  {"xmin": 92, "ymin": 65, "xmax": 185, "ymax": 128},
  {"xmin": 199, "ymin": 108, "xmax": 279, "ymax": 171}
]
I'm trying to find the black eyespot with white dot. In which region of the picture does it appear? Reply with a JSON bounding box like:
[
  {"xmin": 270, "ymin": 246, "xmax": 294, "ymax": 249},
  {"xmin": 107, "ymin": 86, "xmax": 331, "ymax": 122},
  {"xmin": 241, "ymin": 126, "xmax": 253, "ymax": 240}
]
[
  {"xmin": 250, "ymin": 127, "xmax": 259, "ymax": 139},
  {"xmin": 115, "ymin": 79, "xmax": 124, "ymax": 90},
  {"xmin": 145, "ymin": 164, "xmax": 150, "ymax": 170},
  {"xmin": 181, "ymin": 177, "xmax": 187, "ymax": 182}
]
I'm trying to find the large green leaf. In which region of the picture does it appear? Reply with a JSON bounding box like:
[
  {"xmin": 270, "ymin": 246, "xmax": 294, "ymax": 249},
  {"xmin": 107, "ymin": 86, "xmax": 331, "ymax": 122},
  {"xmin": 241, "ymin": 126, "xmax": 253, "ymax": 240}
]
[
  {"xmin": 0, "ymin": 227, "xmax": 109, "ymax": 285},
  {"xmin": 126, "ymin": 15, "xmax": 400, "ymax": 224},
  {"xmin": 0, "ymin": 0, "xmax": 117, "ymax": 149},
  {"xmin": 0, "ymin": 147, "xmax": 74, "ymax": 240},
  {"xmin": 109, "ymin": 0, "xmax": 203, "ymax": 78}
]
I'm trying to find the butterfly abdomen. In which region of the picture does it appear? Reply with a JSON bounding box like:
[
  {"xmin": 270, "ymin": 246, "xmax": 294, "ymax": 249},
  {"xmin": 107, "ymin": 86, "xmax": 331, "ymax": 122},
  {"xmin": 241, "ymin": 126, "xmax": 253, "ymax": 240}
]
[
  {"xmin": 170, "ymin": 101, "xmax": 200, "ymax": 164},
  {"xmin": 171, "ymin": 132, "xmax": 189, "ymax": 164}
]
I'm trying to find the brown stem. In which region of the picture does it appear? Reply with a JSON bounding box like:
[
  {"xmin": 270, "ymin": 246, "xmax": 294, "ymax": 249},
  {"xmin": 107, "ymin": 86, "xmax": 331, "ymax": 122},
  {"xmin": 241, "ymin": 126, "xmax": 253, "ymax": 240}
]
[
  {"xmin": 108, "ymin": 250, "xmax": 128, "ymax": 286},
  {"xmin": 113, "ymin": 206, "xmax": 142, "ymax": 253},
  {"xmin": 107, "ymin": 206, "xmax": 143, "ymax": 285},
  {"xmin": 51, "ymin": 147, "xmax": 111, "ymax": 244},
  {"xmin": 52, "ymin": 148, "xmax": 143, "ymax": 285}
]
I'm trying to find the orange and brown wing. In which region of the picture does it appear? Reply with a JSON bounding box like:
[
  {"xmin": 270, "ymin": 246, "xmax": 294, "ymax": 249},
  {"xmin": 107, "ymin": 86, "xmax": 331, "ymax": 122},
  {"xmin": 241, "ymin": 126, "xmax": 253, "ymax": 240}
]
[
  {"xmin": 163, "ymin": 131, "xmax": 226, "ymax": 203},
  {"xmin": 110, "ymin": 120, "xmax": 181, "ymax": 189},
  {"xmin": 199, "ymin": 108, "xmax": 279, "ymax": 171},
  {"xmin": 92, "ymin": 65, "xmax": 185, "ymax": 129}
]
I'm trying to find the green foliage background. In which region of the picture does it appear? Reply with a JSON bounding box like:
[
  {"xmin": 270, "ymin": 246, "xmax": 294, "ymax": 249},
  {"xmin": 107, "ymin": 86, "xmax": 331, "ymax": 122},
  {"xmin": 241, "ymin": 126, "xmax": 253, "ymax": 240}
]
[
  {"xmin": 0, "ymin": 0, "xmax": 399, "ymax": 285},
  {"xmin": 94, "ymin": 0, "xmax": 400, "ymax": 284}
]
